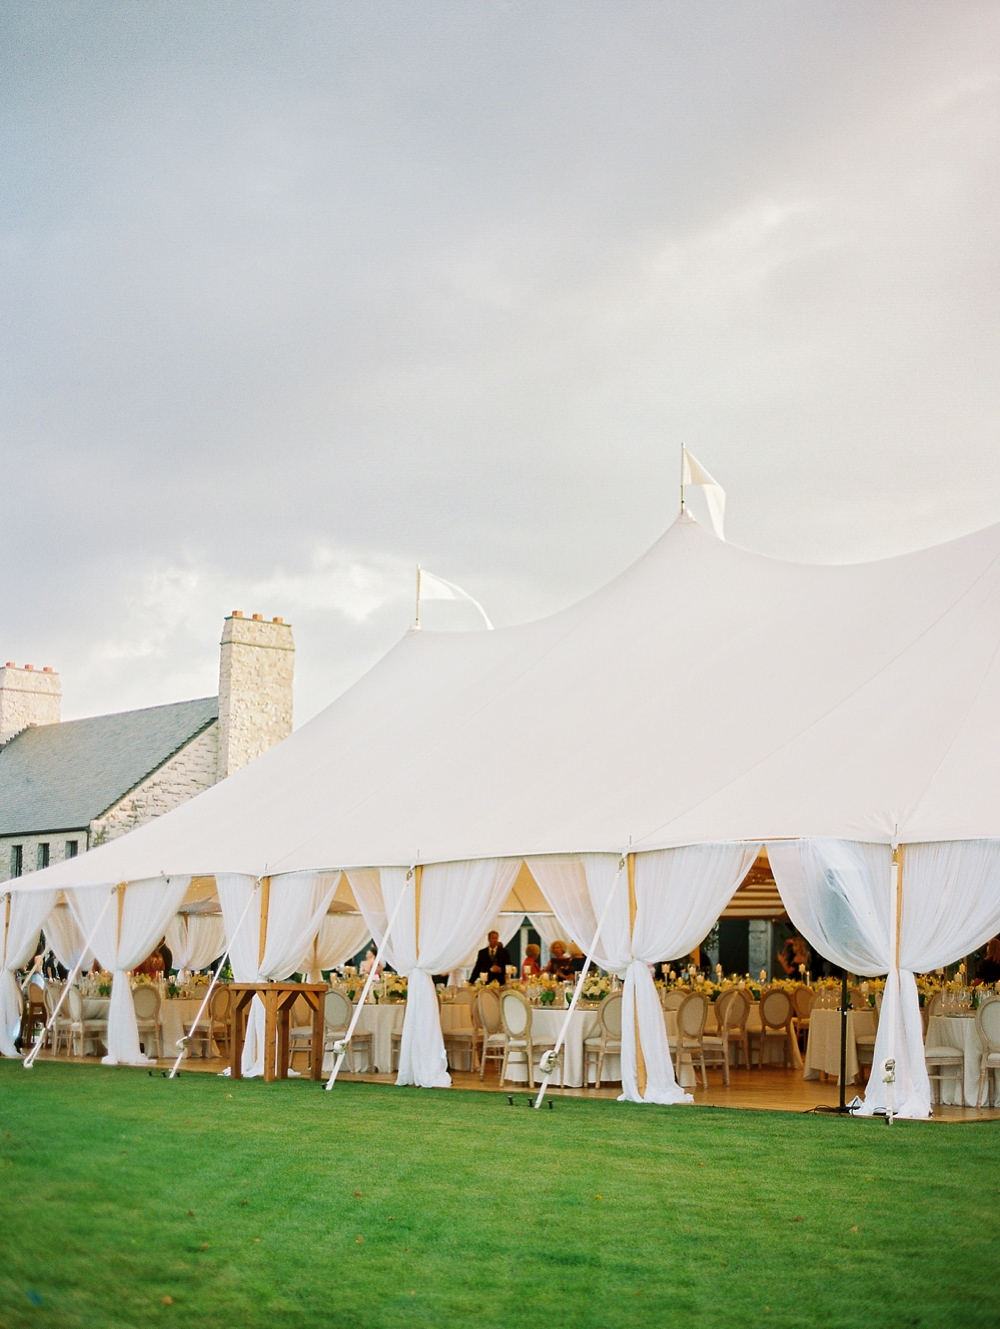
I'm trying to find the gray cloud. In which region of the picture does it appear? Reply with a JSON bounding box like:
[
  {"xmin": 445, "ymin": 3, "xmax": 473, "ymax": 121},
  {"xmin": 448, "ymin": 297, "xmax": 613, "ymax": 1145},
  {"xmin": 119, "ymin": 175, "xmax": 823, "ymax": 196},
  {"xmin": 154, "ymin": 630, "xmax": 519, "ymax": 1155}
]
[{"xmin": 2, "ymin": 1, "xmax": 998, "ymax": 722}]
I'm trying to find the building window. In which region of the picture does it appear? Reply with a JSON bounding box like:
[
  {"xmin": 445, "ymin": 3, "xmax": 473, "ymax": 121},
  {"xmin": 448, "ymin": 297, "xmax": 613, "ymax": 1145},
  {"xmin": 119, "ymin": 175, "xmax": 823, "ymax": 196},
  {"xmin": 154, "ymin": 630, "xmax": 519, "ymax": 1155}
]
[
  {"xmin": 65, "ymin": 840, "xmax": 78, "ymax": 859},
  {"xmin": 37, "ymin": 843, "xmax": 49, "ymax": 870},
  {"xmin": 10, "ymin": 845, "xmax": 22, "ymax": 878}
]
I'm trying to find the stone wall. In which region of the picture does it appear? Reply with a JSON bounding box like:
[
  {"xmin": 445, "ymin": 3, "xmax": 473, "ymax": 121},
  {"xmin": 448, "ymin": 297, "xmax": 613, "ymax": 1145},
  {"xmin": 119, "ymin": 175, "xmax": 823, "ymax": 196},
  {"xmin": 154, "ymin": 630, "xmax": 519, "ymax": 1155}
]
[
  {"xmin": 90, "ymin": 722, "xmax": 220, "ymax": 845},
  {"xmin": 217, "ymin": 613, "xmax": 293, "ymax": 777},
  {"xmin": 0, "ymin": 664, "xmax": 61, "ymax": 744},
  {"xmin": 0, "ymin": 831, "xmax": 85, "ymax": 884}
]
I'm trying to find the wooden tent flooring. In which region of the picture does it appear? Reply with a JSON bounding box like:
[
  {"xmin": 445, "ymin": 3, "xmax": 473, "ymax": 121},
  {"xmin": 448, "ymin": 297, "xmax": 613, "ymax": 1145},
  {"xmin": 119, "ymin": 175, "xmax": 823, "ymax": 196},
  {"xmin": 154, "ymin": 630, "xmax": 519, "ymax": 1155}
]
[{"xmin": 28, "ymin": 1051, "xmax": 1000, "ymax": 1122}]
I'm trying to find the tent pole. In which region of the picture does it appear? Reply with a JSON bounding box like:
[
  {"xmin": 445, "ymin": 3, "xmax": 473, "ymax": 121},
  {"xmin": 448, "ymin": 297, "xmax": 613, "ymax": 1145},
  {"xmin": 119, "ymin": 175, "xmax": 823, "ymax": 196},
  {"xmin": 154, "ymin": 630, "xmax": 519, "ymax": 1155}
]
[
  {"xmin": 24, "ymin": 887, "xmax": 116, "ymax": 1069},
  {"xmin": 884, "ymin": 845, "xmax": 903, "ymax": 1125},
  {"xmin": 258, "ymin": 877, "xmax": 271, "ymax": 971},
  {"xmin": 415, "ymin": 566, "xmax": 421, "ymax": 630},
  {"xmin": 413, "ymin": 865, "xmax": 422, "ymax": 961},
  {"xmin": 679, "ymin": 445, "xmax": 685, "ymax": 513},
  {"xmin": 627, "ymin": 853, "xmax": 647, "ymax": 1098},
  {"xmin": 168, "ymin": 880, "xmax": 260, "ymax": 1079},
  {"xmin": 534, "ymin": 855, "xmax": 627, "ymax": 1110},
  {"xmin": 325, "ymin": 868, "xmax": 415, "ymax": 1090}
]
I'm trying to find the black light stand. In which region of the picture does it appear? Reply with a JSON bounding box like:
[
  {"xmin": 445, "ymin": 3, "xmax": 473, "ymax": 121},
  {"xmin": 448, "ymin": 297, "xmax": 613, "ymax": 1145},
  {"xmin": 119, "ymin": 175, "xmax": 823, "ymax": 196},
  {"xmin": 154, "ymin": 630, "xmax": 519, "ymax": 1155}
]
[{"xmin": 813, "ymin": 968, "xmax": 854, "ymax": 1115}]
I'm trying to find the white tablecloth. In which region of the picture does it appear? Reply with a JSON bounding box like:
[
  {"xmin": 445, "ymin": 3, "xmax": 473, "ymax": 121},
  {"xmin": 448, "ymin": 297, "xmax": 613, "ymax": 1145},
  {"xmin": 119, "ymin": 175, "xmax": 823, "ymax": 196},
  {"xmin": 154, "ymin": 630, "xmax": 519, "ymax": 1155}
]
[
  {"xmin": 804, "ymin": 1008, "xmax": 875, "ymax": 1084},
  {"xmin": 161, "ymin": 997, "xmax": 217, "ymax": 1059},
  {"xmin": 500, "ymin": 1007, "xmax": 611, "ymax": 1086},
  {"xmin": 927, "ymin": 1014, "xmax": 986, "ymax": 1106},
  {"xmin": 322, "ymin": 1002, "xmax": 475, "ymax": 1074},
  {"xmin": 77, "ymin": 994, "xmax": 214, "ymax": 1059}
]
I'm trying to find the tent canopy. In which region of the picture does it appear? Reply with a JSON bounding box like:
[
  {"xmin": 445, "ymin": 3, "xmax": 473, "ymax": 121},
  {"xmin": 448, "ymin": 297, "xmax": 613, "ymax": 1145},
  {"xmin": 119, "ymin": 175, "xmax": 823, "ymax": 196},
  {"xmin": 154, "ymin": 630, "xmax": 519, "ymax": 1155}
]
[{"xmin": 16, "ymin": 511, "xmax": 1000, "ymax": 891}]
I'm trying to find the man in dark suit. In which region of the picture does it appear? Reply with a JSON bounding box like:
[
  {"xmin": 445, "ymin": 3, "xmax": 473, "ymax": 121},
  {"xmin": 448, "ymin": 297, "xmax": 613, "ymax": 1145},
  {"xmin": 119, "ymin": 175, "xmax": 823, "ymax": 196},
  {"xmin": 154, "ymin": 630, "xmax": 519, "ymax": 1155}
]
[{"xmin": 470, "ymin": 931, "xmax": 511, "ymax": 985}]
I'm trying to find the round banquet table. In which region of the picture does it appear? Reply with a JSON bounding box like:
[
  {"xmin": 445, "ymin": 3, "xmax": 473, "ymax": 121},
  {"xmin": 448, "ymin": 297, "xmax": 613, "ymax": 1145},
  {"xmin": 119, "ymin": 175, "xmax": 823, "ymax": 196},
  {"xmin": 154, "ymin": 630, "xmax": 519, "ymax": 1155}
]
[
  {"xmin": 499, "ymin": 1007, "xmax": 617, "ymax": 1087},
  {"xmin": 927, "ymin": 1013, "xmax": 987, "ymax": 1106},
  {"xmin": 77, "ymin": 995, "xmax": 216, "ymax": 1059},
  {"xmin": 803, "ymin": 1008, "xmax": 875, "ymax": 1084},
  {"xmin": 322, "ymin": 1002, "xmax": 476, "ymax": 1074},
  {"xmin": 160, "ymin": 997, "xmax": 218, "ymax": 1058}
]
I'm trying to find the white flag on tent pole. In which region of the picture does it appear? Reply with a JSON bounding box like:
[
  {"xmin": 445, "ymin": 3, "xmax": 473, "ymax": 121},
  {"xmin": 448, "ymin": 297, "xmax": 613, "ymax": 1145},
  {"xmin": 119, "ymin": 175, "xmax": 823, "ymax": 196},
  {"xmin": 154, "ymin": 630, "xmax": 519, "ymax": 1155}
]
[
  {"xmin": 681, "ymin": 447, "xmax": 726, "ymax": 541},
  {"xmin": 416, "ymin": 567, "xmax": 494, "ymax": 630}
]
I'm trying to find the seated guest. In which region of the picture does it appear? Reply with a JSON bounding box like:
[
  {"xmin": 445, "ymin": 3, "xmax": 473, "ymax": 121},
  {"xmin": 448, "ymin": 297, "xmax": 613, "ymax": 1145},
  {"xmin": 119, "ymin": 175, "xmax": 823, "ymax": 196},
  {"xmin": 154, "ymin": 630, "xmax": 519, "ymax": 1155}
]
[
  {"xmin": 470, "ymin": 931, "xmax": 511, "ymax": 985},
  {"xmin": 568, "ymin": 942, "xmax": 585, "ymax": 973},
  {"xmin": 521, "ymin": 944, "xmax": 542, "ymax": 979},
  {"xmin": 359, "ymin": 949, "xmax": 382, "ymax": 978},
  {"xmin": 978, "ymin": 936, "xmax": 1000, "ymax": 985},
  {"xmin": 545, "ymin": 941, "xmax": 575, "ymax": 980}
]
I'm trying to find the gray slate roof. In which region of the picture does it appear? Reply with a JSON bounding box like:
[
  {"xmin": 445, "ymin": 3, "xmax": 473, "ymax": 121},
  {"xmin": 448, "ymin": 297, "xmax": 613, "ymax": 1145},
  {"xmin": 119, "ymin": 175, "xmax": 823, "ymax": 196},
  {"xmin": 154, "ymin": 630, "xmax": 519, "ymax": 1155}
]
[{"xmin": 0, "ymin": 697, "xmax": 218, "ymax": 835}]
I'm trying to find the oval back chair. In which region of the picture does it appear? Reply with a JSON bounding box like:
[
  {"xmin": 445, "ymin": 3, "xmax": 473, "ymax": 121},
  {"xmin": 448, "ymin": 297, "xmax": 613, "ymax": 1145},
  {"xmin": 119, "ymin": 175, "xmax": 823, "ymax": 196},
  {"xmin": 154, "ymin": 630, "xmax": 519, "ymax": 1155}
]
[{"xmin": 758, "ymin": 987, "xmax": 796, "ymax": 1068}]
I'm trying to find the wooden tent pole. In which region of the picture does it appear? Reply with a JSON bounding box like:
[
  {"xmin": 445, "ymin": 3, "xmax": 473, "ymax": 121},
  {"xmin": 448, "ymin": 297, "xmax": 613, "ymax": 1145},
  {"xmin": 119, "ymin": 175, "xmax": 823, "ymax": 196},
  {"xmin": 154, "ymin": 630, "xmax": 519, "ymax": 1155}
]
[
  {"xmin": 116, "ymin": 883, "xmax": 125, "ymax": 954},
  {"xmin": 2, "ymin": 893, "xmax": 10, "ymax": 969},
  {"xmin": 894, "ymin": 846, "xmax": 904, "ymax": 974},
  {"xmin": 413, "ymin": 865, "xmax": 423, "ymax": 963},
  {"xmin": 627, "ymin": 853, "xmax": 647, "ymax": 1097},
  {"xmin": 258, "ymin": 877, "xmax": 271, "ymax": 971}
]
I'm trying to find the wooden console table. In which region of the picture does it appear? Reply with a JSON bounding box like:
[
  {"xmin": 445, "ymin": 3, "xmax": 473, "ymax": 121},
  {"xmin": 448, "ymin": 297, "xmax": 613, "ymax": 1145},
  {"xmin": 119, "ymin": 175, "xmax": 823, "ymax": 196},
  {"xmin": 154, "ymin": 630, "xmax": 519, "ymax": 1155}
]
[{"xmin": 229, "ymin": 982, "xmax": 327, "ymax": 1082}]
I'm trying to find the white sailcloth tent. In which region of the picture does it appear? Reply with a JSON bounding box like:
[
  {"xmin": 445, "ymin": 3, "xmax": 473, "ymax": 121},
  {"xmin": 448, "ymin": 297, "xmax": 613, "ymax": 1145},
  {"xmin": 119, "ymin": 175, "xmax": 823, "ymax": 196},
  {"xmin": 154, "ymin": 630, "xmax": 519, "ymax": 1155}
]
[{"xmin": 10, "ymin": 513, "xmax": 1000, "ymax": 1114}]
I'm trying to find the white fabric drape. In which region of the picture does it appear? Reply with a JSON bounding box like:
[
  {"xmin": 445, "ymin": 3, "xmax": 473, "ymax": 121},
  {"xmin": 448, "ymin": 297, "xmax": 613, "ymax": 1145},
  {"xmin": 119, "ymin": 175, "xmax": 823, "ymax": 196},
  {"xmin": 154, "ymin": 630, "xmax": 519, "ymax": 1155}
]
[
  {"xmin": 43, "ymin": 903, "xmax": 93, "ymax": 973},
  {"xmin": 67, "ymin": 878, "xmax": 190, "ymax": 1065},
  {"xmin": 165, "ymin": 914, "xmax": 227, "ymax": 974},
  {"xmin": 217, "ymin": 871, "xmax": 339, "ymax": 1077},
  {"xmin": 1, "ymin": 889, "xmax": 57, "ymax": 1057},
  {"xmin": 299, "ymin": 913, "xmax": 371, "ymax": 984},
  {"xmin": 767, "ymin": 838, "xmax": 1000, "ymax": 1119},
  {"xmin": 530, "ymin": 844, "xmax": 760, "ymax": 1104},
  {"xmin": 528, "ymin": 912, "xmax": 563, "ymax": 949},
  {"xmin": 349, "ymin": 859, "xmax": 520, "ymax": 1088}
]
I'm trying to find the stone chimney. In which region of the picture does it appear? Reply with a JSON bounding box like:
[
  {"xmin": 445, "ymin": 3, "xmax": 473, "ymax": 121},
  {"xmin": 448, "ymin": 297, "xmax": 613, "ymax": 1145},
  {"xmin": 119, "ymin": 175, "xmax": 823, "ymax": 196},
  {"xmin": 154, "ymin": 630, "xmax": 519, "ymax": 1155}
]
[
  {"xmin": 217, "ymin": 612, "xmax": 294, "ymax": 777},
  {"xmin": 0, "ymin": 663, "xmax": 61, "ymax": 744}
]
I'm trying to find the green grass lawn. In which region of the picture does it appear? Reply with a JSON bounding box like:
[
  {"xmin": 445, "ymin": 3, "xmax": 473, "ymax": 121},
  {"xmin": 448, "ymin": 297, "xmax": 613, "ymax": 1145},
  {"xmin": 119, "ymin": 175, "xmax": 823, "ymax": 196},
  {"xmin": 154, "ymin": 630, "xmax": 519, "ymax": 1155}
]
[{"xmin": 1, "ymin": 1062, "xmax": 998, "ymax": 1329}]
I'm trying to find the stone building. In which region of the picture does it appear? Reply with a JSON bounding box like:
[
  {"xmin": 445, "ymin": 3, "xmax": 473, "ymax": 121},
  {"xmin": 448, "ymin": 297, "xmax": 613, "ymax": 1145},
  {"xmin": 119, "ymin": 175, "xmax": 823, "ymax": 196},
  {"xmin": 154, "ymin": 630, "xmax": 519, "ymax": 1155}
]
[{"xmin": 0, "ymin": 613, "xmax": 293, "ymax": 884}]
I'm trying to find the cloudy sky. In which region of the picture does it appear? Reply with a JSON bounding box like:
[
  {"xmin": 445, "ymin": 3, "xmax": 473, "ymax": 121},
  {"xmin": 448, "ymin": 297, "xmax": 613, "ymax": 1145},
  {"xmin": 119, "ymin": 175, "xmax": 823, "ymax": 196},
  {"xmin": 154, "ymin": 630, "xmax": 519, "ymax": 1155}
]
[{"xmin": 2, "ymin": 2, "xmax": 999, "ymax": 725}]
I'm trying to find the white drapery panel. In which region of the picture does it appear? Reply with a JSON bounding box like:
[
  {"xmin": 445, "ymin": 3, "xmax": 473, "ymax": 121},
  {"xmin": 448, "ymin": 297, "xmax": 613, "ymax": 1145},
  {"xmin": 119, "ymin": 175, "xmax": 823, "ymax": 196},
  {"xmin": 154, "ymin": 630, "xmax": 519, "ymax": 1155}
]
[
  {"xmin": 43, "ymin": 903, "xmax": 92, "ymax": 973},
  {"xmin": 217, "ymin": 871, "xmax": 339, "ymax": 1076},
  {"xmin": 1, "ymin": 889, "xmax": 57, "ymax": 1057},
  {"xmin": 68, "ymin": 878, "xmax": 190, "ymax": 1065},
  {"xmin": 165, "ymin": 914, "xmax": 227, "ymax": 974},
  {"xmin": 767, "ymin": 839, "xmax": 930, "ymax": 1116},
  {"xmin": 217, "ymin": 874, "xmax": 263, "ymax": 1077},
  {"xmin": 528, "ymin": 913, "xmax": 563, "ymax": 949},
  {"xmin": 530, "ymin": 845, "xmax": 759, "ymax": 1104},
  {"xmin": 349, "ymin": 859, "xmax": 520, "ymax": 1088},
  {"xmin": 300, "ymin": 913, "xmax": 371, "ymax": 984}
]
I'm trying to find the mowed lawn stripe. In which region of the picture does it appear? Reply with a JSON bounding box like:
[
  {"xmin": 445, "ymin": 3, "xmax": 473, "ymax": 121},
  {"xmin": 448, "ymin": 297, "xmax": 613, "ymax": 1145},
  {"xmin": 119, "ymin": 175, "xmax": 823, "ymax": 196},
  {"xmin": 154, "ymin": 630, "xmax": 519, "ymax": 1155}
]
[{"xmin": 0, "ymin": 1061, "xmax": 997, "ymax": 1328}]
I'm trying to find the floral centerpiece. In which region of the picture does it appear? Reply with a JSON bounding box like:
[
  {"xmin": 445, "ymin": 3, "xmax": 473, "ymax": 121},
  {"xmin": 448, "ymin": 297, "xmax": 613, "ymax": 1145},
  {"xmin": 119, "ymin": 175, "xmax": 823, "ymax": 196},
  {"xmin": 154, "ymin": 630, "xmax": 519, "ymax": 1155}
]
[
  {"xmin": 79, "ymin": 971, "xmax": 114, "ymax": 998},
  {"xmin": 381, "ymin": 973, "xmax": 408, "ymax": 1003},
  {"xmin": 579, "ymin": 973, "xmax": 610, "ymax": 1003}
]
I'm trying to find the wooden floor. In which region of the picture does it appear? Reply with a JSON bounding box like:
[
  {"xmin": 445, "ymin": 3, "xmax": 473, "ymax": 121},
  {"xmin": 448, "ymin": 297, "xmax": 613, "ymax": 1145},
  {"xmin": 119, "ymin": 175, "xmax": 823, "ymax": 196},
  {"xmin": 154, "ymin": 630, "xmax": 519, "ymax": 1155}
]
[{"xmin": 27, "ymin": 1051, "xmax": 1000, "ymax": 1122}]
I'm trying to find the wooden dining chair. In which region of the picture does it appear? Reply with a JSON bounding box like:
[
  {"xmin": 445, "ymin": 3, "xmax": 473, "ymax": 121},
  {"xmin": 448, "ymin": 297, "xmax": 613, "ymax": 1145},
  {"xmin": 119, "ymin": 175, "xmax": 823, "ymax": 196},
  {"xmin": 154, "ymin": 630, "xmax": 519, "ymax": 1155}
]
[
  {"xmin": 791, "ymin": 984, "xmax": 814, "ymax": 1050},
  {"xmin": 477, "ymin": 989, "xmax": 505, "ymax": 1081},
  {"xmin": 324, "ymin": 988, "xmax": 372, "ymax": 1073},
  {"xmin": 132, "ymin": 985, "xmax": 162, "ymax": 1059},
  {"xmin": 975, "ymin": 995, "xmax": 1000, "ymax": 1107},
  {"xmin": 757, "ymin": 988, "xmax": 797, "ymax": 1068},
  {"xmin": 583, "ymin": 993, "xmax": 622, "ymax": 1088},
  {"xmin": 499, "ymin": 989, "xmax": 562, "ymax": 1089},
  {"xmin": 674, "ymin": 992, "xmax": 710, "ymax": 1089}
]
